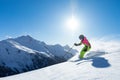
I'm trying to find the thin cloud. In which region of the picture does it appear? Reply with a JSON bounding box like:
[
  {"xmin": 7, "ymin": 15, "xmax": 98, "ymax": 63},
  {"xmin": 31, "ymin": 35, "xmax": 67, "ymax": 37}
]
[{"xmin": 5, "ymin": 35, "xmax": 12, "ymax": 39}]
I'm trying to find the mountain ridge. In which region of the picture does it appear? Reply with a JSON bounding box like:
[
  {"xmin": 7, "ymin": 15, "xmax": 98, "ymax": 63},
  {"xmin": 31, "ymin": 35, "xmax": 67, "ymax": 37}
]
[{"xmin": 0, "ymin": 35, "xmax": 77, "ymax": 77}]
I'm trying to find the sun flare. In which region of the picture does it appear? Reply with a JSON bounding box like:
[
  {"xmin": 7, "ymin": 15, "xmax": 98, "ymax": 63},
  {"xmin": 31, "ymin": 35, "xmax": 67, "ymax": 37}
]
[{"xmin": 66, "ymin": 15, "xmax": 79, "ymax": 31}]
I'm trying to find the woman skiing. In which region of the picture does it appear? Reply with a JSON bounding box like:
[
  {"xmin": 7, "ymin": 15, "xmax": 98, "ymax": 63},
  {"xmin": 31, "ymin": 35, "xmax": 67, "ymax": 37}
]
[{"xmin": 74, "ymin": 34, "xmax": 91, "ymax": 59}]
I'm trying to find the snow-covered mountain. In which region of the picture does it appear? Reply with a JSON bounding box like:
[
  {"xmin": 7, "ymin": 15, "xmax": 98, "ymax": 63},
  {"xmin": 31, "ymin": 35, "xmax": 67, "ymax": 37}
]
[
  {"xmin": 0, "ymin": 38, "xmax": 120, "ymax": 80},
  {"xmin": 0, "ymin": 35, "xmax": 77, "ymax": 77}
]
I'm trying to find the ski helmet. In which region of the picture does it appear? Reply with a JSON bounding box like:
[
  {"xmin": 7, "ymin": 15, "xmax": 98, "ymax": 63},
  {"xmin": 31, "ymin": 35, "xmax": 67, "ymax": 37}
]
[{"xmin": 79, "ymin": 34, "xmax": 84, "ymax": 40}]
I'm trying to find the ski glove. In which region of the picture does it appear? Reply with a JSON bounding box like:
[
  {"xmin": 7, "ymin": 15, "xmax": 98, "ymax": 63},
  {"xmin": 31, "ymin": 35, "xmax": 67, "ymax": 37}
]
[{"xmin": 74, "ymin": 43, "xmax": 79, "ymax": 46}]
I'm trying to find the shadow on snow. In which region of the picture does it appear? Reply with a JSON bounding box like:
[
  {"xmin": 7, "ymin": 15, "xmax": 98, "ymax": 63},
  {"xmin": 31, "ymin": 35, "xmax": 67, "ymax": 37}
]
[
  {"xmin": 76, "ymin": 51, "xmax": 111, "ymax": 68},
  {"xmin": 91, "ymin": 57, "xmax": 111, "ymax": 68}
]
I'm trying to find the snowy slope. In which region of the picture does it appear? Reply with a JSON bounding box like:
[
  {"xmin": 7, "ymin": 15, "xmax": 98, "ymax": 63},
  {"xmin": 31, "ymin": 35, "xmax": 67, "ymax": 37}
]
[
  {"xmin": 14, "ymin": 35, "xmax": 77, "ymax": 59},
  {"xmin": 0, "ymin": 39, "xmax": 120, "ymax": 80},
  {"xmin": 0, "ymin": 35, "xmax": 77, "ymax": 77}
]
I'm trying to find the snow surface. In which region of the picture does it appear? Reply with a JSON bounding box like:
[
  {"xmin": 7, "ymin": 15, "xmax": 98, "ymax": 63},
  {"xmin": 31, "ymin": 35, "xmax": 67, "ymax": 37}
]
[{"xmin": 0, "ymin": 39, "xmax": 120, "ymax": 80}]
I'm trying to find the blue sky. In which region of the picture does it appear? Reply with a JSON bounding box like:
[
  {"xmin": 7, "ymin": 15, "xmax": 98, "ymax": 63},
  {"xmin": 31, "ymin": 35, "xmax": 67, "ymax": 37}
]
[{"xmin": 0, "ymin": 0, "xmax": 120, "ymax": 45}]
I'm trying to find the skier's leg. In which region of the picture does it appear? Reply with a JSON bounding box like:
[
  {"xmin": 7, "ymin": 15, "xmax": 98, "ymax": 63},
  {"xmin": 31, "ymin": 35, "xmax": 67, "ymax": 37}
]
[
  {"xmin": 87, "ymin": 46, "xmax": 91, "ymax": 51},
  {"xmin": 80, "ymin": 46, "xmax": 87, "ymax": 59},
  {"xmin": 80, "ymin": 51, "xmax": 85, "ymax": 59},
  {"xmin": 80, "ymin": 46, "xmax": 91, "ymax": 59}
]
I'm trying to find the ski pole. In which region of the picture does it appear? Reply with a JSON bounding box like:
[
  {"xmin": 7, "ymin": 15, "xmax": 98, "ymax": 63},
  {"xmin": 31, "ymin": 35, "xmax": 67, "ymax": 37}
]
[
  {"xmin": 63, "ymin": 44, "xmax": 74, "ymax": 58},
  {"xmin": 66, "ymin": 45, "xmax": 74, "ymax": 54}
]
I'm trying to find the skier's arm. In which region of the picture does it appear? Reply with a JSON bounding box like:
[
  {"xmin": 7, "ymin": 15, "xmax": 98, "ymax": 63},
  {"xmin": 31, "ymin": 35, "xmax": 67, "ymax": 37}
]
[{"xmin": 74, "ymin": 42, "xmax": 82, "ymax": 46}]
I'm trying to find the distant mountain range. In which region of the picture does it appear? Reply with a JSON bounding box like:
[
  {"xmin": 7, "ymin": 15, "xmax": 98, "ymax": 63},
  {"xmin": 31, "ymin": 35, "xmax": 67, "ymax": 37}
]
[{"xmin": 0, "ymin": 35, "xmax": 77, "ymax": 77}]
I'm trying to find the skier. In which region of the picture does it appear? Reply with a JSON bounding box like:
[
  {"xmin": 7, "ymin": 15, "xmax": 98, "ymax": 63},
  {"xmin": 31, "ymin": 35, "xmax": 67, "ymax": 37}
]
[{"xmin": 74, "ymin": 34, "xmax": 91, "ymax": 59}]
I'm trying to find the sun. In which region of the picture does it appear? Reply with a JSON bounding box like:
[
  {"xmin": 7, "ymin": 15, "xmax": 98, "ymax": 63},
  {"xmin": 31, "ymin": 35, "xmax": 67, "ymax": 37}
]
[{"xmin": 66, "ymin": 15, "xmax": 79, "ymax": 31}]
